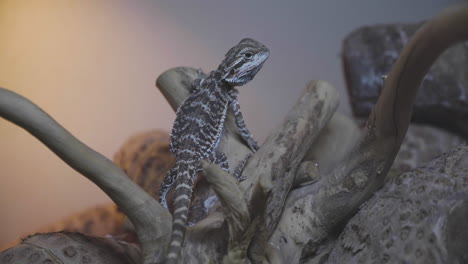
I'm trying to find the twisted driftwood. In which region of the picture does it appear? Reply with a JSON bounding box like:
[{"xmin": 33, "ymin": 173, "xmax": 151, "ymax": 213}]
[{"xmin": 0, "ymin": 5, "xmax": 467, "ymax": 264}]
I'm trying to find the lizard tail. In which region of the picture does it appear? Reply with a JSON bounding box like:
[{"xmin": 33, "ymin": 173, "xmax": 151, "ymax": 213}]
[{"xmin": 165, "ymin": 162, "xmax": 197, "ymax": 264}]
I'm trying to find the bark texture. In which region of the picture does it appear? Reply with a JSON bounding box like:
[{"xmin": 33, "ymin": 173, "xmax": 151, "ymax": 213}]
[{"xmin": 327, "ymin": 145, "xmax": 468, "ymax": 264}]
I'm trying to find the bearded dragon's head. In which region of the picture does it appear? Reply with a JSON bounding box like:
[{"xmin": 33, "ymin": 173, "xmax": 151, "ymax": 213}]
[{"xmin": 220, "ymin": 38, "xmax": 270, "ymax": 86}]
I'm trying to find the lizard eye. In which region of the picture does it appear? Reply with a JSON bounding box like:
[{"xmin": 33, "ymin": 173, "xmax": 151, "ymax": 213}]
[{"xmin": 244, "ymin": 52, "xmax": 253, "ymax": 59}]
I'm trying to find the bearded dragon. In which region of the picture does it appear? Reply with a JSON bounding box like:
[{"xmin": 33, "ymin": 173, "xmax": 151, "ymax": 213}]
[{"xmin": 160, "ymin": 38, "xmax": 269, "ymax": 263}]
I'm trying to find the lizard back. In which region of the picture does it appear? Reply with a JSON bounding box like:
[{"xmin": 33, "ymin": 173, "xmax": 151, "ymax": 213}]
[{"xmin": 169, "ymin": 75, "xmax": 230, "ymax": 162}]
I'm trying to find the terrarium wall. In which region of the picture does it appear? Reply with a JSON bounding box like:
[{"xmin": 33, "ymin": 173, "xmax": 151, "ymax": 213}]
[{"xmin": 0, "ymin": 0, "xmax": 461, "ymax": 250}]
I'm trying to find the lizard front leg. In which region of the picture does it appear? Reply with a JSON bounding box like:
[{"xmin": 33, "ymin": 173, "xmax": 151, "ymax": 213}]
[{"xmin": 228, "ymin": 89, "xmax": 259, "ymax": 152}]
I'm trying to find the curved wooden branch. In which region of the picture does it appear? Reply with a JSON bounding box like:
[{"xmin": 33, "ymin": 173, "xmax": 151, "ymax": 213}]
[
  {"xmin": 241, "ymin": 80, "xmax": 339, "ymax": 262},
  {"xmin": 200, "ymin": 161, "xmax": 252, "ymax": 260},
  {"xmin": 0, "ymin": 88, "xmax": 171, "ymax": 264},
  {"xmin": 200, "ymin": 161, "xmax": 250, "ymax": 238},
  {"xmin": 270, "ymin": 5, "xmax": 468, "ymax": 263}
]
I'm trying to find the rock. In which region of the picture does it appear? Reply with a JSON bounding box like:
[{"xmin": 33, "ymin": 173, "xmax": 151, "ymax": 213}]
[
  {"xmin": 113, "ymin": 130, "xmax": 174, "ymax": 199},
  {"xmin": 327, "ymin": 145, "xmax": 468, "ymax": 264},
  {"xmin": 36, "ymin": 204, "xmax": 127, "ymax": 238},
  {"xmin": 343, "ymin": 22, "xmax": 468, "ymax": 137},
  {"xmin": 390, "ymin": 123, "xmax": 465, "ymax": 174},
  {"xmin": 0, "ymin": 232, "xmax": 141, "ymax": 264},
  {"xmin": 3, "ymin": 204, "xmax": 135, "ymax": 251}
]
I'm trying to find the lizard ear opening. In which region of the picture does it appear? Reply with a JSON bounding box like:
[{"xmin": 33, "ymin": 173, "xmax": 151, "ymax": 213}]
[{"xmin": 223, "ymin": 69, "xmax": 236, "ymax": 83}]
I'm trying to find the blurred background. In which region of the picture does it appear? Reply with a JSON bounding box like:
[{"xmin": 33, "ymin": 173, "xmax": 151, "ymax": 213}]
[{"xmin": 0, "ymin": 0, "xmax": 463, "ymax": 249}]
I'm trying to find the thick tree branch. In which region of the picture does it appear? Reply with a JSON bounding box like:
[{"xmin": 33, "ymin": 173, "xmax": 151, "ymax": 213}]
[
  {"xmin": 0, "ymin": 88, "xmax": 171, "ymax": 264},
  {"xmin": 241, "ymin": 80, "xmax": 339, "ymax": 262},
  {"xmin": 200, "ymin": 161, "xmax": 250, "ymax": 243},
  {"xmin": 200, "ymin": 161, "xmax": 253, "ymax": 262}
]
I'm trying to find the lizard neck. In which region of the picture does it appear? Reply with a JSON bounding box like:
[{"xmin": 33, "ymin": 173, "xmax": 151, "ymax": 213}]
[{"xmin": 206, "ymin": 69, "xmax": 234, "ymax": 91}]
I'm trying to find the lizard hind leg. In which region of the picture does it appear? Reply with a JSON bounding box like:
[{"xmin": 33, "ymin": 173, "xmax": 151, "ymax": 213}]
[{"xmin": 159, "ymin": 165, "xmax": 178, "ymax": 209}]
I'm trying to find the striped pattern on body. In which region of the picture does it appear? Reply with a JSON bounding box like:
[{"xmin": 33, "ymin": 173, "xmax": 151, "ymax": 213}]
[{"xmin": 170, "ymin": 76, "xmax": 230, "ymax": 161}]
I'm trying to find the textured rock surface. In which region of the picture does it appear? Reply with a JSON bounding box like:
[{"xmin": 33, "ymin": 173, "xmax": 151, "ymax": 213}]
[
  {"xmin": 2, "ymin": 204, "xmax": 131, "ymax": 252},
  {"xmin": 327, "ymin": 145, "xmax": 468, "ymax": 264},
  {"xmin": 35, "ymin": 204, "xmax": 127, "ymax": 237},
  {"xmin": 0, "ymin": 232, "xmax": 140, "ymax": 264},
  {"xmin": 390, "ymin": 123, "xmax": 465, "ymax": 176},
  {"xmin": 343, "ymin": 22, "xmax": 468, "ymax": 137},
  {"xmin": 113, "ymin": 130, "xmax": 173, "ymax": 199}
]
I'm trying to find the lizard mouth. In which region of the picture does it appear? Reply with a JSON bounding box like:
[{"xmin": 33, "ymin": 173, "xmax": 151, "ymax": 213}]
[{"xmin": 238, "ymin": 60, "xmax": 267, "ymax": 78}]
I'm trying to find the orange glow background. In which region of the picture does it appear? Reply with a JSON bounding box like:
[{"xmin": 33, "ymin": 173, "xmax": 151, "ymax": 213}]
[{"xmin": 0, "ymin": 0, "xmax": 460, "ymax": 249}]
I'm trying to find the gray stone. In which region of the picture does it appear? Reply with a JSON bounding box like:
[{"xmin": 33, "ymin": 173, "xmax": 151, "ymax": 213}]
[
  {"xmin": 391, "ymin": 123, "xmax": 465, "ymax": 173},
  {"xmin": 343, "ymin": 22, "xmax": 468, "ymax": 137},
  {"xmin": 327, "ymin": 145, "xmax": 468, "ymax": 264},
  {"xmin": 0, "ymin": 232, "xmax": 141, "ymax": 264}
]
